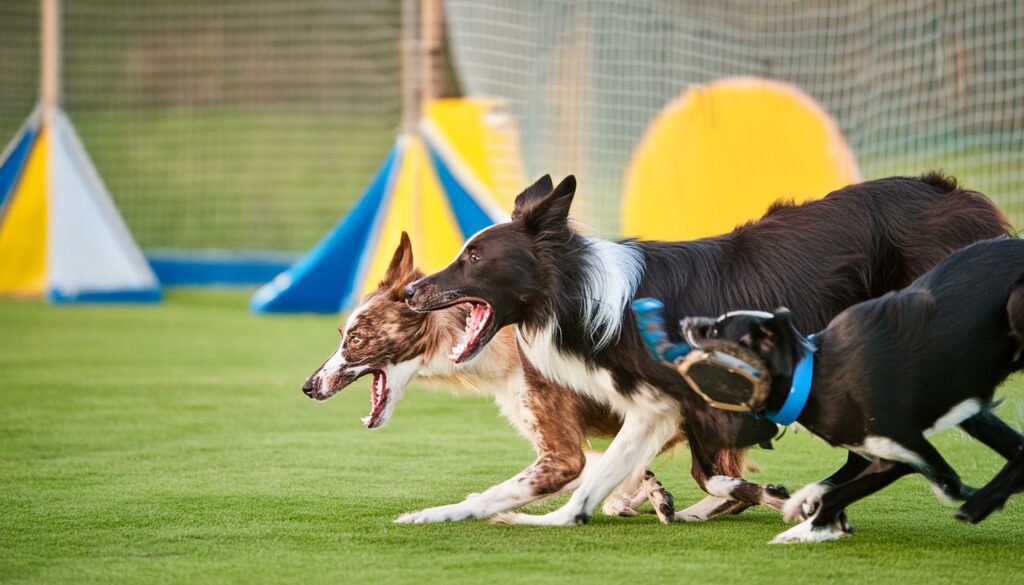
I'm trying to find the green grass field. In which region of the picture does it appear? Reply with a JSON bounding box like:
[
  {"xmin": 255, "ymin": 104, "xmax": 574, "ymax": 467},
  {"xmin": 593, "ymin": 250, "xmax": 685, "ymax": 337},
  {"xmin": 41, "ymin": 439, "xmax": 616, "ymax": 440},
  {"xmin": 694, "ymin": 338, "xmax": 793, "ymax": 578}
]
[{"xmin": 3, "ymin": 290, "xmax": 1024, "ymax": 584}]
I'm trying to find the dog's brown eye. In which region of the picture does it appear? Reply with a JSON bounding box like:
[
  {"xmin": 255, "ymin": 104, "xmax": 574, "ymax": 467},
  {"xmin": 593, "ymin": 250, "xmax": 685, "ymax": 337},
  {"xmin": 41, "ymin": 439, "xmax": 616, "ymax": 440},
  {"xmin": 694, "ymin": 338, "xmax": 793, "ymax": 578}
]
[
  {"xmin": 469, "ymin": 252, "xmax": 480, "ymax": 264},
  {"xmin": 349, "ymin": 334, "xmax": 363, "ymax": 346}
]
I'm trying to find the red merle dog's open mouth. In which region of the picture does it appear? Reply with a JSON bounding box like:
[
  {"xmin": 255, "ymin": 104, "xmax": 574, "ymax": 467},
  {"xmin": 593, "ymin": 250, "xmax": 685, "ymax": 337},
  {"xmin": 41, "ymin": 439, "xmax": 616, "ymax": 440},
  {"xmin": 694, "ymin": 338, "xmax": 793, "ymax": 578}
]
[
  {"xmin": 449, "ymin": 301, "xmax": 496, "ymax": 364},
  {"xmin": 317, "ymin": 368, "xmax": 391, "ymax": 429},
  {"xmin": 361, "ymin": 369, "xmax": 390, "ymax": 429}
]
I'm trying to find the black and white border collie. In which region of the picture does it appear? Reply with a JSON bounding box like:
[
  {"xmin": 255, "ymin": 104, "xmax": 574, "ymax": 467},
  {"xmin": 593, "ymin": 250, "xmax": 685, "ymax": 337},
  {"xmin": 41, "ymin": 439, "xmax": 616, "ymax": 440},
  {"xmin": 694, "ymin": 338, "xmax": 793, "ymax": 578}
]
[
  {"xmin": 696, "ymin": 237, "xmax": 1024, "ymax": 542},
  {"xmin": 405, "ymin": 173, "xmax": 1008, "ymax": 525}
]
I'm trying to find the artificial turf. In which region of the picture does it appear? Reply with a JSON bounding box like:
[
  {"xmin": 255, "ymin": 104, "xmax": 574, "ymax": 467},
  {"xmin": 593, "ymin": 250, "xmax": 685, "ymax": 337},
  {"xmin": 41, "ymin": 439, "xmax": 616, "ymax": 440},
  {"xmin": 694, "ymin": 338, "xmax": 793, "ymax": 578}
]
[{"xmin": 2, "ymin": 290, "xmax": 1023, "ymax": 584}]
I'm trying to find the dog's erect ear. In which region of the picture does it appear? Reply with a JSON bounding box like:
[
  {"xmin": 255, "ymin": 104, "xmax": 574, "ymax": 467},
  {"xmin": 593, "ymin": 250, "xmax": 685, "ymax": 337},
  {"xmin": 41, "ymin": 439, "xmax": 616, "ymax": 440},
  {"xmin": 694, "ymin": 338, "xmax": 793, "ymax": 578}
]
[
  {"xmin": 511, "ymin": 175, "xmax": 554, "ymax": 220},
  {"xmin": 517, "ymin": 175, "xmax": 577, "ymax": 232},
  {"xmin": 755, "ymin": 308, "xmax": 801, "ymax": 377},
  {"xmin": 382, "ymin": 232, "xmax": 416, "ymax": 292}
]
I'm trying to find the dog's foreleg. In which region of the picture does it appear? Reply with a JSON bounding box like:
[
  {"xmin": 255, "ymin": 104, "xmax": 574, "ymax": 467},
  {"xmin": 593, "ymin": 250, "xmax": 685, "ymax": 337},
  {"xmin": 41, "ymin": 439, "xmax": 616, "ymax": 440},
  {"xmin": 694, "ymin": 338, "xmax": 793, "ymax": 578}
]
[
  {"xmin": 771, "ymin": 458, "xmax": 912, "ymax": 544},
  {"xmin": 958, "ymin": 448, "xmax": 1024, "ymax": 523},
  {"xmin": 782, "ymin": 451, "xmax": 871, "ymax": 521},
  {"xmin": 394, "ymin": 451, "xmax": 591, "ymax": 524},
  {"xmin": 493, "ymin": 409, "xmax": 680, "ymax": 526}
]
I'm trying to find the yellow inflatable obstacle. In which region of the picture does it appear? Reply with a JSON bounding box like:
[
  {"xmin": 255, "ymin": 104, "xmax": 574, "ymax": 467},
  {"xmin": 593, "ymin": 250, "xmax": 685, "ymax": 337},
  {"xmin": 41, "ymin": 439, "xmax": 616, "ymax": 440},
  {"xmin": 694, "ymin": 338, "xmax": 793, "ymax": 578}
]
[{"xmin": 623, "ymin": 77, "xmax": 860, "ymax": 241}]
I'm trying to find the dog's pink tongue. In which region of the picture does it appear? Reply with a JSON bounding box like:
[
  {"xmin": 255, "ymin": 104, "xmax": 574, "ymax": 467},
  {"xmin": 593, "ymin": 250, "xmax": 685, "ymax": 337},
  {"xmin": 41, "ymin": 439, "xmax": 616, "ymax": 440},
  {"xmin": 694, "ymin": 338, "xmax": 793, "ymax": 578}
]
[
  {"xmin": 362, "ymin": 371, "xmax": 387, "ymax": 428},
  {"xmin": 469, "ymin": 303, "xmax": 489, "ymax": 331},
  {"xmin": 450, "ymin": 303, "xmax": 492, "ymax": 362}
]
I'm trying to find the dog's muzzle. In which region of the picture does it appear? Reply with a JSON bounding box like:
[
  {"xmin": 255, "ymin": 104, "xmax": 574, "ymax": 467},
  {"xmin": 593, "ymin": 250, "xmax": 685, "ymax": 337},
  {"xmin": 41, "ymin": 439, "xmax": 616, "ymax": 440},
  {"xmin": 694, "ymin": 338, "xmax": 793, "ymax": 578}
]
[{"xmin": 301, "ymin": 363, "xmax": 364, "ymax": 401}]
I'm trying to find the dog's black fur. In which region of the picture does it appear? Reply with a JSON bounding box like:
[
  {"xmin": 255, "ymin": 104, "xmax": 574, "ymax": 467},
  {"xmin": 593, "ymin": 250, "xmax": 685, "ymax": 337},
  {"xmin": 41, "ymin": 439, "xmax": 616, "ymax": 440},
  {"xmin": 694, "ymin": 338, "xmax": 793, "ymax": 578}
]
[
  {"xmin": 961, "ymin": 444, "xmax": 1024, "ymax": 523},
  {"xmin": 699, "ymin": 237, "xmax": 1024, "ymax": 540},
  {"xmin": 406, "ymin": 173, "xmax": 1009, "ymax": 519}
]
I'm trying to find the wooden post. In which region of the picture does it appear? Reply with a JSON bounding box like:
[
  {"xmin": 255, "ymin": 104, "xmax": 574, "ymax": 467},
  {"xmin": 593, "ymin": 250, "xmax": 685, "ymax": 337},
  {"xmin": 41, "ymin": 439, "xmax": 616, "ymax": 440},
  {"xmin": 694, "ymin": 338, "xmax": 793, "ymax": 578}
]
[
  {"xmin": 419, "ymin": 0, "xmax": 444, "ymax": 104},
  {"xmin": 400, "ymin": 0, "xmax": 419, "ymax": 134},
  {"xmin": 40, "ymin": 0, "xmax": 61, "ymax": 123}
]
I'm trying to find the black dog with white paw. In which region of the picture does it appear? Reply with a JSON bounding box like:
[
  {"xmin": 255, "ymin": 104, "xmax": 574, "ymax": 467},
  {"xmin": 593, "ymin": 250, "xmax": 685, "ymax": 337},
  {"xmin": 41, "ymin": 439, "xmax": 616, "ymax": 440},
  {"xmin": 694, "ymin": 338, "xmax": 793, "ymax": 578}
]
[{"xmin": 686, "ymin": 237, "xmax": 1024, "ymax": 543}]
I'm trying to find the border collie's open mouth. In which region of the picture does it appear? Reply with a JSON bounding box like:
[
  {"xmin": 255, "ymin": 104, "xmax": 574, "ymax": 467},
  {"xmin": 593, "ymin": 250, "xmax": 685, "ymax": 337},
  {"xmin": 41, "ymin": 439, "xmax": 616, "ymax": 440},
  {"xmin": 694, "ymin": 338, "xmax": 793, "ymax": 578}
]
[
  {"xmin": 361, "ymin": 370, "xmax": 390, "ymax": 429},
  {"xmin": 449, "ymin": 301, "xmax": 496, "ymax": 363}
]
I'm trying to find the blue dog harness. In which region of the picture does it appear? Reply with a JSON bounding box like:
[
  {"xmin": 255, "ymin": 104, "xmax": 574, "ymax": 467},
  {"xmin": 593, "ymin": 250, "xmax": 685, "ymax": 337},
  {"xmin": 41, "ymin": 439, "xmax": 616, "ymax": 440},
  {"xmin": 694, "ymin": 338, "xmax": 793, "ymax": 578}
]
[{"xmin": 759, "ymin": 335, "xmax": 816, "ymax": 426}]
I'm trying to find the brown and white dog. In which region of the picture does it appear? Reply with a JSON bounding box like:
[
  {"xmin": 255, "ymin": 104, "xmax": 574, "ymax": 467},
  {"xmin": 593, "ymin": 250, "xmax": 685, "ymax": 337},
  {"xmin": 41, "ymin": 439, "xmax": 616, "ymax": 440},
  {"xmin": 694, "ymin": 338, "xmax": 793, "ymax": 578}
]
[{"xmin": 302, "ymin": 233, "xmax": 683, "ymax": 523}]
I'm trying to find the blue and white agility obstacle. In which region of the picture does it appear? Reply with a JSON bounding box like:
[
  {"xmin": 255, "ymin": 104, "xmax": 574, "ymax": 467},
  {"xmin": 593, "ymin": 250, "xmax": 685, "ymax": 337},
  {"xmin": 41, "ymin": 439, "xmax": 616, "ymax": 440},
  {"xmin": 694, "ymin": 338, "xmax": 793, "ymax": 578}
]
[
  {"xmin": 0, "ymin": 107, "xmax": 160, "ymax": 303},
  {"xmin": 252, "ymin": 99, "xmax": 518, "ymax": 314}
]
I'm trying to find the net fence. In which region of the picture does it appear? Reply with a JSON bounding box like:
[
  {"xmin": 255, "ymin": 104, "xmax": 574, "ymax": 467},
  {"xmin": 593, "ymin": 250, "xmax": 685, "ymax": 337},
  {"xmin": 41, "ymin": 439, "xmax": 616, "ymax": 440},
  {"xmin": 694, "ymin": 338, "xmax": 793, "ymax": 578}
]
[
  {"xmin": 0, "ymin": 1, "xmax": 1021, "ymax": 254},
  {"xmin": 0, "ymin": 0, "xmax": 401, "ymax": 254},
  {"xmin": 446, "ymin": 0, "xmax": 1024, "ymax": 235}
]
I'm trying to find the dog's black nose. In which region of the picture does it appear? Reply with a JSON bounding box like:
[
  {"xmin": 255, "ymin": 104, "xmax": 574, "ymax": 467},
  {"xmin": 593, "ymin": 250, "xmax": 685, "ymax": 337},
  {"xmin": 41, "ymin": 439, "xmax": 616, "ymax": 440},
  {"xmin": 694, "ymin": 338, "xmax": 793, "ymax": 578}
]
[
  {"xmin": 403, "ymin": 283, "xmax": 417, "ymax": 304},
  {"xmin": 302, "ymin": 378, "xmax": 317, "ymax": 397}
]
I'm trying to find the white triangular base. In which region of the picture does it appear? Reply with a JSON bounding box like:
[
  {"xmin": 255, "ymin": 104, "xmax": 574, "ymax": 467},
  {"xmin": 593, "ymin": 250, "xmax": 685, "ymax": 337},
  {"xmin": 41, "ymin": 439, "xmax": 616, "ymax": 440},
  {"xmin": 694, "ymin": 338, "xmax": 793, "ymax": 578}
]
[{"xmin": 46, "ymin": 109, "xmax": 160, "ymax": 302}]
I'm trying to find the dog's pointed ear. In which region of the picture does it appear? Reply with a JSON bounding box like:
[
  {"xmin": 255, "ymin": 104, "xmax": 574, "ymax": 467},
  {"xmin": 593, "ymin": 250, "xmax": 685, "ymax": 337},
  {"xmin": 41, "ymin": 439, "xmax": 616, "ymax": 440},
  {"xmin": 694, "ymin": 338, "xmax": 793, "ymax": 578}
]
[
  {"xmin": 755, "ymin": 307, "xmax": 802, "ymax": 375},
  {"xmin": 382, "ymin": 232, "xmax": 416, "ymax": 292},
  {"xmin": 511, "ymin": 174, "xmax": 554, "ymax": 220},
  {"xmin": 750, "ymin": 312, "xmax": 787, "ymax": 355},
  {"xmin": 517, "ymin": 175, "xmax": 577, "ymax": 231}
]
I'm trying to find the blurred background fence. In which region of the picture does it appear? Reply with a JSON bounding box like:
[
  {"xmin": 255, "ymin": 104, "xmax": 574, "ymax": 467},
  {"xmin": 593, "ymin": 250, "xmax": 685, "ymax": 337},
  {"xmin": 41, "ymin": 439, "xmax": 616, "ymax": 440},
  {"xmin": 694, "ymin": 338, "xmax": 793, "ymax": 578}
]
[{"xmin": 1, "ymin": 0, "xmax": 1022, "ymax": 263}]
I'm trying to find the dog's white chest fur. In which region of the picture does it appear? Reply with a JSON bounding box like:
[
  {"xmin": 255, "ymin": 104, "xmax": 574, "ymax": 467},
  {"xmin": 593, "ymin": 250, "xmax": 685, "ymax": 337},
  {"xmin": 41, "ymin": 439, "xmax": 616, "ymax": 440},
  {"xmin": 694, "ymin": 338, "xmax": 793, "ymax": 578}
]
[{"xmin": 516, "ymin": 324, "xmax": 675, "ymax": 418}]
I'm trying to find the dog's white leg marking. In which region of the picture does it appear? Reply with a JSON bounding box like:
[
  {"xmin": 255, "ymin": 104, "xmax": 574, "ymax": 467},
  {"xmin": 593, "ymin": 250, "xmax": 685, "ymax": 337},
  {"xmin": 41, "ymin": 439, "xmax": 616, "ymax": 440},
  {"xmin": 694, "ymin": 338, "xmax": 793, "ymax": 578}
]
[
  {"xmin": 930, "ymin": 483, "xmax": 960, "ymax": 506},
  {"xmin": 394, "ymin": 459, "xmax": 579, "ymax": 524},
  {"xmin": 769, "ymin": 517, "xmax": 848, "ymax": 544},
  {"xmin": 674, "ymin": 496, "xmax": 734, "ymax": 522},
  {"xmin": 704, "ymin": 475, "xmax": 743, "ymax": 499},
  {"xmin": 853, "ymin": 437, "xmax": 926, "ymax": 468},
  {"xmin": 782, "ymin": 482, "xmax": 829, "ymax": 522},
  {"xmin": 493, "ymin": 409, "xmax": 678, "ymax": 526},
  {"xmin": 924, "ymin": 399, "xmax": 983, "ymax": 437}
]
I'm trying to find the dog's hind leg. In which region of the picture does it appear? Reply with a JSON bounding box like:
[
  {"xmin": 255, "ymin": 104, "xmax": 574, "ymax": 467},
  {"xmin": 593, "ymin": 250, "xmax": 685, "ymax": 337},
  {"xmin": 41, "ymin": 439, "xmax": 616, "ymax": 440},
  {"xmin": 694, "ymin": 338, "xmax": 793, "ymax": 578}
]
[
  {"xmin": 676, "ymin": 418, "xmax": 786, "ymax": 521},
  {"xmin": 865, "ymin": 434, "xmax": 976, "ymax": 505},
  {"xmin": 957, "ymin": 448, "xmax": 1024, "ymax": 523},
  {"xmin": 771, "ymin": 458, "xmax": 913, "ymax": 544},
  {"xmin": 959, "ymin": 410, "xmax": 1024, "ymax": 460}
]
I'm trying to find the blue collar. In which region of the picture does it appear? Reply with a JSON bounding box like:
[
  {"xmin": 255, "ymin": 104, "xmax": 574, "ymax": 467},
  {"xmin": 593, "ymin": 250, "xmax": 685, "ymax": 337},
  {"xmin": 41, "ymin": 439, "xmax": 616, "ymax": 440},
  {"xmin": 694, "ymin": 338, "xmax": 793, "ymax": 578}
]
[{"xmin": 761, "ymin": 334, "xmax": 816, "ymax": 426}]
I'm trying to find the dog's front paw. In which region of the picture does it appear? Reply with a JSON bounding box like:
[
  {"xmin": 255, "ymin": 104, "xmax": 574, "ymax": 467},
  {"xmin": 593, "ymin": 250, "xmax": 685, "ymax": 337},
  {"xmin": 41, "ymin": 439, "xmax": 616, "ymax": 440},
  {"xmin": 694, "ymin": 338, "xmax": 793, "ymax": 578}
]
[
  {"xmin": 783, "ymin": 482, "xmax": 828, "ymax": 522},
  {"xmin": 394, "ymin": 503, "xmax": 477, "ymax": 524},
  {"xmin": 674, "ymin": 496, "xmax": 733, "ymax": 522},
  {"xmin": 956, "ymin": 489, "xmax": 1007, "ymax": 524},
  {"xmin": 644, "ymin": 472, "xmax": 675, "ymax": 525},
  {"xmin": 769, "ymin": 517, "xmax": 851, "ymax": 544},
  {"xmin": 601, "ymin": 497, "xmax": 639, "ymax": 517},
  {"xmin": 490, "ymin": 510, "xmax": 585, "ymax": 526}
]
